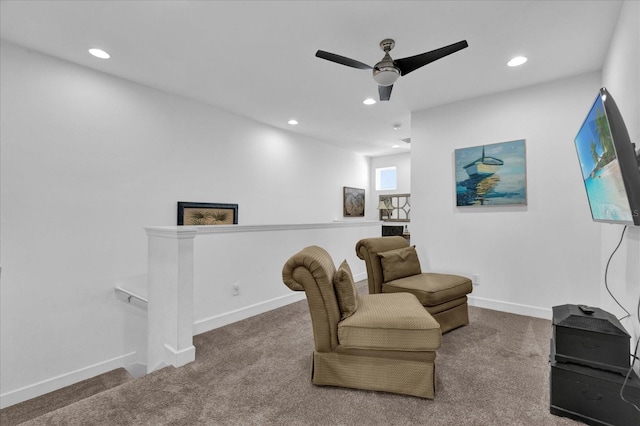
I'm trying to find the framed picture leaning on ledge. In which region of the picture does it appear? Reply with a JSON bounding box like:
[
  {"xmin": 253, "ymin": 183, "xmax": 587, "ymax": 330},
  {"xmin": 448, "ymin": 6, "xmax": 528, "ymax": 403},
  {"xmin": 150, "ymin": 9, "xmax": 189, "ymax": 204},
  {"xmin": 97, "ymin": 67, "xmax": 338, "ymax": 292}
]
[
  {"xmin": 177, "ymin": 202, "xmax": 238, "ymax": 225},
  {"xmin": 343, "ymin": 187, "xmax": 365, "ymax": 217}
]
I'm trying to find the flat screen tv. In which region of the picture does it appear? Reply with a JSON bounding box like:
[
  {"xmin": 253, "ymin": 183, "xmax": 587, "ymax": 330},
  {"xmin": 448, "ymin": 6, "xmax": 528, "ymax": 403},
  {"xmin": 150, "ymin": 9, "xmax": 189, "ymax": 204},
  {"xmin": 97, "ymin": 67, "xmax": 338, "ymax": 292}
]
[{"xmin": 574, "ymin": 88, "xmax": 640, "ymax": 226}]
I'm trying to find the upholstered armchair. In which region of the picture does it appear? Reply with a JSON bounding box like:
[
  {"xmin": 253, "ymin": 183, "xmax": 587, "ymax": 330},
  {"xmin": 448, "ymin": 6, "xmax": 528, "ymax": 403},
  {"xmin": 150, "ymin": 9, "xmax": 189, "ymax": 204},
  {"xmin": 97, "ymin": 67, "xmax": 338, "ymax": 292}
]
[
  {"xmin": 356, "ymin": 236, "xmax": 472, "ymax": 333},
  {"xmin": 282, "ymin": 245, "xmax": 441, "ymax": 399}
]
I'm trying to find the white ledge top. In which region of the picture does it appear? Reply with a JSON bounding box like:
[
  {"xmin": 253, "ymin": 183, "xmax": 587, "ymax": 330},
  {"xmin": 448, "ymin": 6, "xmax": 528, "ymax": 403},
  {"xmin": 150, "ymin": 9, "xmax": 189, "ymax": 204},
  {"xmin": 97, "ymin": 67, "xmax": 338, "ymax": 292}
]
[{"xmin": 145, "ymin": 220, "xmax": 382, "ymax": 237}]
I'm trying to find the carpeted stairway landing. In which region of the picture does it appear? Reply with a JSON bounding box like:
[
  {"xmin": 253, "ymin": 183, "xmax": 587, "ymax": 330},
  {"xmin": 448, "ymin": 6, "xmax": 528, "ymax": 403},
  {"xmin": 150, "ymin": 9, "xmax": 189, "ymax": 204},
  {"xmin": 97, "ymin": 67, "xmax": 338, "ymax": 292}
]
[{"xmin": 1, "ymin": 367, "xmax": 134, "ymax": 425}]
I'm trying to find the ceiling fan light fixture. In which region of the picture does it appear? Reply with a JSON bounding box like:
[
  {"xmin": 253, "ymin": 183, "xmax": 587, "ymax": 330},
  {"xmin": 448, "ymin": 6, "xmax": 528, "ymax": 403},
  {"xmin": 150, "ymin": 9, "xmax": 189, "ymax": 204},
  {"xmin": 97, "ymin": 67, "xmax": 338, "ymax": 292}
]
[
  {"xmin": 372, "ymin": 66, "xmax": 400, "ymax": 86},
  {"xmin": 316, "ymin": 38, "xmax": 468, "ymax": 102}
]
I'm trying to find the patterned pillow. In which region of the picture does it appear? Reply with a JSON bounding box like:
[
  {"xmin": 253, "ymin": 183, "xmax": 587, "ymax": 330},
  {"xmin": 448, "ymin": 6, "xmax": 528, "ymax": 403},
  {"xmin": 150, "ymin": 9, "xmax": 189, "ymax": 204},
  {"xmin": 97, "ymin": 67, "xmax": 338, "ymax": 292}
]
[
  {"xmin": 378, "ymin": 246, "xmax": 422, "ymax": 282},
  {"xmin": 333, "ymin": 260, "xmax": 359, "ymax": 319}
]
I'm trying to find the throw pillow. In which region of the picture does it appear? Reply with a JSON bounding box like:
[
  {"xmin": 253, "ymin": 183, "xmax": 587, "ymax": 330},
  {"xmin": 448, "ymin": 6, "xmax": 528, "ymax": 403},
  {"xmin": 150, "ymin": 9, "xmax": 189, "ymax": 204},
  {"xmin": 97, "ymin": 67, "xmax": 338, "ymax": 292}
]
[
  {"xmin": 333, "ymin": 259, "xmax": 359, "ymax": 320},
  {"xmin": 378, "ymin": 245, "xmax": 422, "ymax": 282}
]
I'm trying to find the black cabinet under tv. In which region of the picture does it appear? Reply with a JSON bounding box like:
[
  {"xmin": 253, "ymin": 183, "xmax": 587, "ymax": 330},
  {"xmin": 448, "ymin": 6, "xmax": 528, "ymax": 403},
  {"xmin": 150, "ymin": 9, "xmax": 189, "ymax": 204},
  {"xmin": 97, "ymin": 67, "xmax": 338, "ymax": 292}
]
[{"xmin": 550, "ymin": 304, "xmax": 640, "ymax": 425}]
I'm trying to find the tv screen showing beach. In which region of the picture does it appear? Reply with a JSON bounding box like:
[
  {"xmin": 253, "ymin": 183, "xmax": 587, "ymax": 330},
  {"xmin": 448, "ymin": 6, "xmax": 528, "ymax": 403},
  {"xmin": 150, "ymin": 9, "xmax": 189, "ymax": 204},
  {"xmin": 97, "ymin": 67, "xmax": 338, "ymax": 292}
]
[{"xmin": 574, "ymin": 95, "xmax": 634, "ymax": 224}]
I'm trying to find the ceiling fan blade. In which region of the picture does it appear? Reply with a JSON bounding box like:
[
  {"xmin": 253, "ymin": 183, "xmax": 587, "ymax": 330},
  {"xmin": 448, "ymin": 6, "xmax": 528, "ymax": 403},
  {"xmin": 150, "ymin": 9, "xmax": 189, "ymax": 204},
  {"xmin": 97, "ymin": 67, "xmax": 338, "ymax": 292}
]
[
  {"xmin": 315, "ymin": 50, "xmax": 373, "ymax": 70},
  {"xmin": 378, "ymin": 85, "xmax": 393, "ymax": 101},
  {"xmin": 394, "ymin": 40, "xmax": 468, "ymax": 76}
]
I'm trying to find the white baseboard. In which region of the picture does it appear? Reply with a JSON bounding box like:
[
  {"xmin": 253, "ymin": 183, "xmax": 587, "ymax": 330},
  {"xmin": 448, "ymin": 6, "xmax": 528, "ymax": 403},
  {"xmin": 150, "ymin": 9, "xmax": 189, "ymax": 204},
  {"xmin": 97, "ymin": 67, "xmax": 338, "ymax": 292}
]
[
  {"xmin": 192, "ymin": 292, "xmax": 306, "ymax": 335},
  {"xmin": 468, "ymin": 295, "xmax": 553, "ymax": 320},
  {"xmin": 163, "ymin": 344, "xmax": 196, "ymax": 371},
  {"xmin": 353, "ymin": 272, "xmax": 366, "ymax": 283},
  {"xmin": 0, "ymin": 351, "xmax": 137, "ymax": 409}
]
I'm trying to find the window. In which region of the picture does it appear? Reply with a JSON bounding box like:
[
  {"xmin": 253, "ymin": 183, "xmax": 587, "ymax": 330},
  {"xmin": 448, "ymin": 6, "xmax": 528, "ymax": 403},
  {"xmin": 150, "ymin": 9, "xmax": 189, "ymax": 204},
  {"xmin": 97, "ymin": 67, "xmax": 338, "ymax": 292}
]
[{"xmin": 375, "ymin": 167, "xmax": 397, "ymax": 191}]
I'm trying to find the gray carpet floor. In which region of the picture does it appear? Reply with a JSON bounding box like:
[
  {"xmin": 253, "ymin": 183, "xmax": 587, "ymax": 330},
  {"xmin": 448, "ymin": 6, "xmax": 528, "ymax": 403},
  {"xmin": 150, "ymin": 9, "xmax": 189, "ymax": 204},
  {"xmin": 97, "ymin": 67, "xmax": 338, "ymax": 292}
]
[
  {"xmin": 1, "ymin": 368, "xmax": 133, "ymax": 425},
  {"xmin": 2, "ymin": 283, "xmax": 580, "ymax": 425}
]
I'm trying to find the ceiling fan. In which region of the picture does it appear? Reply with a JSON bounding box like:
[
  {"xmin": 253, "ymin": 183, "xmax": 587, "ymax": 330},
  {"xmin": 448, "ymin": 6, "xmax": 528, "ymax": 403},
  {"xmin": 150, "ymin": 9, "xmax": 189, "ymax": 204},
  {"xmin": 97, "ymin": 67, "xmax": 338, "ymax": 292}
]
[{"xmin": 315, "ymin": 39, "xmax": 468, "ymax": 101}]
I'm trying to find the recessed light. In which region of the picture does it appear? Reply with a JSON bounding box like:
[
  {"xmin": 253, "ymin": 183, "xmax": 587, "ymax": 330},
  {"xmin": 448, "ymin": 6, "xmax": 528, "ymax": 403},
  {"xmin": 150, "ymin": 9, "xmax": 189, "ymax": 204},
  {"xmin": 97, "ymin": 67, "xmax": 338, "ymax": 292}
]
[
  {"xmin": 287, "ymin": 119, "xmax": 298, "ymax": 125},
  {"xmin": 393, "ymin": 123, "xmax": 402, "ymax": 130},
  {"xmin": 88, "ymin": 48, "xmax": 110, "ymax": 59},
  {"xmin": 507, "ymin": 56, "xmax": 527, "ymax": 67},
  {"xmin": 363, "ymin": 98, "xmax": 376, "ymax": 105}
]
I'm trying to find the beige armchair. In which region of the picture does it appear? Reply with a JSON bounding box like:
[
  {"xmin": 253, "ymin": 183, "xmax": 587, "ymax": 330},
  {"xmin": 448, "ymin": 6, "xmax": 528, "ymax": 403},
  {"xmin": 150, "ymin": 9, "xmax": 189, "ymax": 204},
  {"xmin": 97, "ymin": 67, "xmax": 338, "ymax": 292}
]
[
  {"xmin": 282, "ymin": 245, "xmax": 441, "ymax": 398},
  {"xmin": 356, "ymin": 236, "xmax": 472, "ymax": 333}
]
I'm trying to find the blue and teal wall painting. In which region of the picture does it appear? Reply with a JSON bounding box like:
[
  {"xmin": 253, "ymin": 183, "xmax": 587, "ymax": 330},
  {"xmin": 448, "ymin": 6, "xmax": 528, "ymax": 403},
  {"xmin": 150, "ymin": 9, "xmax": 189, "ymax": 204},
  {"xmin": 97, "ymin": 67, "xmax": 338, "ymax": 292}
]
[{"xmin": 455, "ymin": 139, "xmax": 527, "ymax": 206}]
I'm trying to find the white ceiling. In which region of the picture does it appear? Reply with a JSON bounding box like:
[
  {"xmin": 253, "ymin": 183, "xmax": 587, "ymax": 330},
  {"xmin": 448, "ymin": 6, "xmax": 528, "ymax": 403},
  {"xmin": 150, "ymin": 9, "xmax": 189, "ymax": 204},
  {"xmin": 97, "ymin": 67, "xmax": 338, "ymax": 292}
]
[{"xmin": 0, "ymin": 0, "xmax": 623, "ymax": 157}]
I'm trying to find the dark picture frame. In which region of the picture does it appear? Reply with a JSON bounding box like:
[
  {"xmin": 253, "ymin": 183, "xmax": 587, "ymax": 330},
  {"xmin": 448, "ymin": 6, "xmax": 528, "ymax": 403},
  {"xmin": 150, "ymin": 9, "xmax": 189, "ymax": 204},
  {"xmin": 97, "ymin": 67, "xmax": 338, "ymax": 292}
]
[
  {"xmin": 343, "ymin": 187, "xmax": 365, "ymax": 217},
  {"xmin": 177, "ymin": 202, "xmax": 238, "ymax": 225}
]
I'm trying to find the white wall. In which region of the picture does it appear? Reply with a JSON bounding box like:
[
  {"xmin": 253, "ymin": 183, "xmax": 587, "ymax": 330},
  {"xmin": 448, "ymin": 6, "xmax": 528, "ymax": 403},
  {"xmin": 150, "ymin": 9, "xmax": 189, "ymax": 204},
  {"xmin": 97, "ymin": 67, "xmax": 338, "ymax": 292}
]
[
  {"xmin": 411, "ymin": 71, "xmax": 604, "ymax": 319},
  {"xmin": 191, "ymin": 223, "xmax": 378, "ymax": 334},
  {"xmin": 410, "ymin": 1, "xmax": 640, "ymax": 335},
  {"xmin": 601, "ymin": 0, "xmax": 640, "ymax": 345},
  {"xmin": 0, "ymin": 42, "xmax": 371, "ymax": 405}
]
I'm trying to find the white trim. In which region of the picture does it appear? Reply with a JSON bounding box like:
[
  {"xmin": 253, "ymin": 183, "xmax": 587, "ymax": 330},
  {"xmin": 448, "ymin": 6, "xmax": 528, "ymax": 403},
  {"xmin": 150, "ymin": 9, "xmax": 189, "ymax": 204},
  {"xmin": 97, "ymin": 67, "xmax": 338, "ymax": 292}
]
[
  {"xmin": 352, "ymin": 272, "xmax": 366, "ymax": 283},
  {"xmin": 163, "ymin": 344, "xmax": 196, "ymax": 369},
  {"xmin": 193, "ymin": 292, "xmax": 306, "ymax": 335},
  {"xmin": 145, "ymin": 227, "xmax": 197, "ymax": 239},
  {"xmin": 145, "ymin": 220, "xmax": 381, "ymax": 237},
  {"xmin": 0, "ymin": 352, "xmax": 137, "ymax": 409},
  {"xmin": 468, "ymin": 295, "xmax": 552, "ymax": 320}
]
